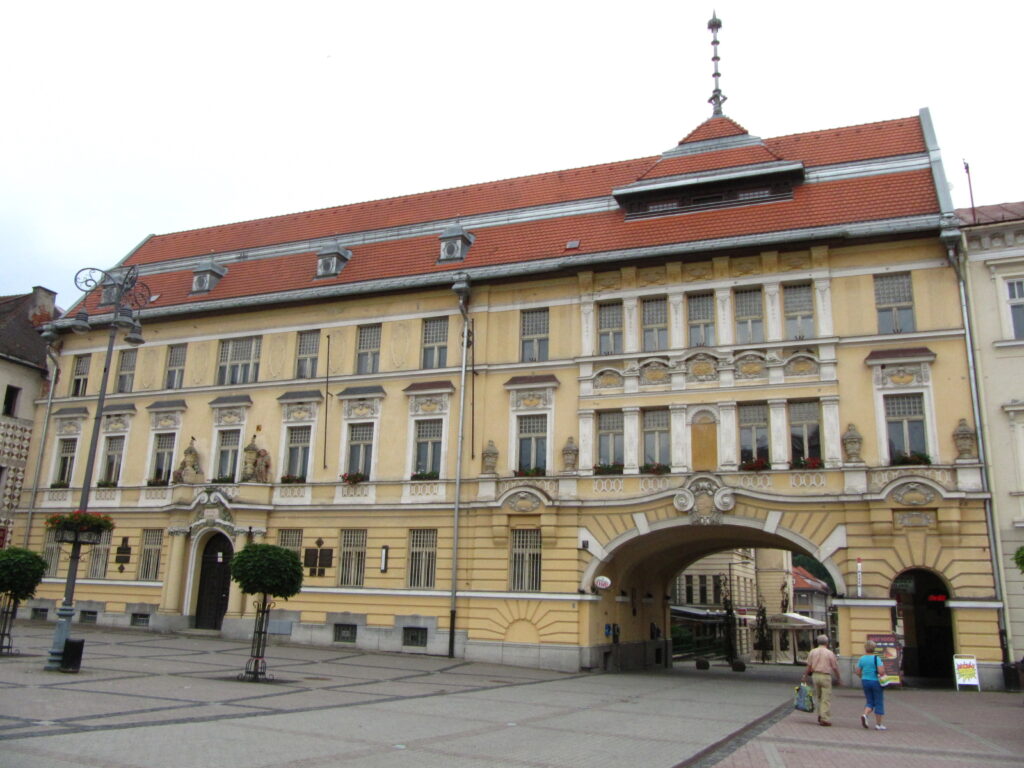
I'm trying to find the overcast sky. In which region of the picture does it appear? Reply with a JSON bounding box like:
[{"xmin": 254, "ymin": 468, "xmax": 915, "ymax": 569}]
[{"xmin": 3, "ymin": 1, "xmax": 1021, "ymax": 310}]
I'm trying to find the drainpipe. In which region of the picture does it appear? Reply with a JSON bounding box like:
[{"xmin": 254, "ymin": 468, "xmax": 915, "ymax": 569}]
[
  {"xmin": 449, "ymin": 274, "xmax": 471, "ymax": 658},
  {"xmin": 949, "ymin": 233, "xmax": 1011, "ymax": 664},
  {"xmin": 24, "ymin": 346, "xmax": 60, "ymax": 546}
]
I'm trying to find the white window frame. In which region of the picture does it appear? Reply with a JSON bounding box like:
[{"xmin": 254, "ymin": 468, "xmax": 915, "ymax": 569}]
[
  {"xmin": 505, "ymin": 382, "xmax": 557, "ymax": 475},
  {"xmin": 100, "ymin": 435, "xmax": 125, "ymax": 485},
  {"xmin": 783, "ymin": 283, "xmax": 815, "ymax": 340},
  {"xmin": 277, "ymin": 528, "xmax": 303, "ymax": 557},
  {"xmin": 356, "ymin": 324, "xmax": 381, "ymax": 374},
  {"xmin": 516, "ymin": 414, "xmax": 548, "ymax": 474},
  {"xmin": 597, "ymin": 411, "xmax": 624, "ymax": 467},
  {"xmin": 115, "ymin": 349, "xmax": 137, "ymax": 394},
  {"xmin": 509, "ymin": 528, "xmax": 542, "ymax": 592},
  {"xmin": 687, "ymin": 293, "xmax": 716, "ymax": 347},
  {"xmin": 213, "ymin": 428, "xmax": 242, "ymax": 482},
  {"xmin": 421, "ymin": 317, "xmax": 449, "ymax": 369},
  {"xmin": 520, "ymin": 308, "xmax": 549, "ymax": 362},
  {"xmin": 217, "ymin": 336, "xmax": 262, "ymax": 385},
  {"xmin": 597, "ymin": 302, "xmax": 624, "ymax": 355},
  {"xmin": 165, "ymin": 344, "xmax": 187, "ymax": 390},
  {"xmin": 87, "ymin": 529, "xmax": 112, "ymax": 579},
  {"xmin": 734, "ymin": 287, "xmax": 765, "ymax": 344},
  {"xmin": 138, "ymin": 529, "xmax": 163, "ymax": 581},
  {"xmin": 295, "ymin": 330, "xmax": 321, "ymax": 379},
  {"xmin": 874, "ymin": 273, "xmax": 916, "ymax": 334},
  {"xmin": 53, "ymin": 437, "xmax": 78, "ymax": 486},
  {"xmin": 407, "ymin": 528, "xmax": 437, "ymax": 589},
  {"xmin": 338, "ymin": 528, "xmax": 367, "ymax": 587},
  {"xmin": 871, "ymin": 382, "xmax": 938, "ymax": 465},
  {"xmin": 641, "ymin": 296, "xmax": 668, "ymax": 352},
  {"xmin": 338, "ymin": 393, "xmax": 384, "ymax": 482},
  {"xmin": 71, "ymin": 354, "xmax": 90, "ymax": 397},
  {"xmin": 147, "ymin": 432, "xmax": 178, "ymax": 484},
  {"xmin": 284, "ymin": 424, "xmax": 312, "ymax": 481}
]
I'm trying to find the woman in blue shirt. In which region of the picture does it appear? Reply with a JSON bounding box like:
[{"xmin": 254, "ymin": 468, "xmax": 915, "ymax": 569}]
[{"xmin": 854, "ymin": 639, "xmax": 887, "ymax": 730}]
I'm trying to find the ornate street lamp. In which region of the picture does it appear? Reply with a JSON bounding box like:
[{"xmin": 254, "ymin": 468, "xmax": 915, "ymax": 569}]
[{"xmin": 42, "ymin": 266, "xmax": 150, "ymax": 671}]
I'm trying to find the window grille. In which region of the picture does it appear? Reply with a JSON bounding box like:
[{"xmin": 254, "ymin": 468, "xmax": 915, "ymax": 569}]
[
  {"xmin": 165, "ymin": 344, "xmax": 187, "ymax": 389},
  {"xmin": 509, "ymin": 528, "xmax": 542, "ymax": 591},
  {"xmin": 138, "ymin": 529, "xmax": 163, "ymax": 581},
  {"xmin": 334, "ymin": 623, "xmax": 357, "ymax": 643},
  {"xmin": 43, "ymin": 528, "xmax": 60, "ymax": 577},
  {"xmin": 217, "ymin": 337, "xmax": 262, "ymax": 385},
  {"xmin": 421, "ymin": 318, "xmax": 448, "ymax": 369},
  {"xmin": 407, "ymin": 529, "xmax": 437, "ymax": 588},
  {"xmin": 116, "ymin": 349, "xmax": 136, "ymax": 393},
  {"xmin": 87, "ymin": 529, "xmax": 112, "ymax": 579},
  {"xmin": 79, "ymin": 610, "xmax": 98, "ymax": 624},
  {"xmin": 642, "ymin": 297, "xmax": 668, "ymax": 351},
  {"xmin": 295, "ymin": 330, "xmax": 320, "ymax": 379},
  {"xmin": 356, "ymin": 324, "xmax": 381, "ymax": 374},
  {"xmin": 338, "ymin": 529, "xmax": 367, "ymax": 587},
  {"xmin": 277, "ymin": 529, "xmax": 303, "ymax": 556},
  {"xmin": 598, "ymin": 303, "xmax": 623, "ymax": 355},
  {"xmin": 520, "ymin": 309, "xmax": 549, "ymax": 362},
  {"xmin": 403, "ymin": 627, "xmax": 428, "ymax": 647}
]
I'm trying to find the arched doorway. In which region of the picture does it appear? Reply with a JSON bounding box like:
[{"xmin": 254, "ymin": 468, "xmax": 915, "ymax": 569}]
[
  {"xmin": 891, "ymin": 569, "xmax": 953, "ymax": 682},
  {"xmin": 195, "ymin": 533, "xmax": 234, "ymax": 630}
]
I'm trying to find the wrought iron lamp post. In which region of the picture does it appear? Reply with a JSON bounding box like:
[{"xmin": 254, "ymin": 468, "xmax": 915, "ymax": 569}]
[{"xmin": 41, "ymin": 266, "xmax": 149, "ymax": 671}]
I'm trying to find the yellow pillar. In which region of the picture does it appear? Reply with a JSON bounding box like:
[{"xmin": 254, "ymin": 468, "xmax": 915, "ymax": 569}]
[
  {"xmin": 225, "ymin": 532, "xmax": 247, "ymax": 618},
  {"xmin": 159, "ymin": 530, "xmax": 188, "ymax": 614}
]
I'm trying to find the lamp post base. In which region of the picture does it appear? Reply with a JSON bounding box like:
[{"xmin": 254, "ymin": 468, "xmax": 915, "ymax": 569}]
[{"xmin": 44, "ymin": 604, "xmax": 75, "ymax": 671}]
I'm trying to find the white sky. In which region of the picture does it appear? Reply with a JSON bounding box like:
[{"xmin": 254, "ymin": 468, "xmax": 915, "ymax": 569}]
[{"xmin": 2, "ymin": 1, "xmax": 1021, "ymax": 309}]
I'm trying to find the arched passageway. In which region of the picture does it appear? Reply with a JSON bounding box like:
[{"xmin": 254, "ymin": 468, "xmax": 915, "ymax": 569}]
[{"xmin": 891, "ymin": 568, "xmax": 953, "ymax": 682}]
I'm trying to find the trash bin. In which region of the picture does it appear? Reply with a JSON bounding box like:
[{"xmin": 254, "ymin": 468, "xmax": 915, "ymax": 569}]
[{"xmin": 60, "ymin": 638, "xmax": 85, "ymax": 673}]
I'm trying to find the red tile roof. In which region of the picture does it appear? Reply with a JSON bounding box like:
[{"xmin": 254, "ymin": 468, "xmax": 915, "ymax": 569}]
[
  {"xmin": 793, "ymin": 566, "xmax": 830, "ymax": 593},
  {"xmin": 679, "ymin": 116, "xmax": 750, "ymax": 143},
  {"xmin": 67, "ymin": 114, "xmax": 944, "ymax": 316}
]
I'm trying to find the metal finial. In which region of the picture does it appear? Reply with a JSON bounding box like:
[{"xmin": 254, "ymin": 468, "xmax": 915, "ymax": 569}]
[{"xmin": 708, "ymin": 12, "xmax": 727, "ymax": 117}]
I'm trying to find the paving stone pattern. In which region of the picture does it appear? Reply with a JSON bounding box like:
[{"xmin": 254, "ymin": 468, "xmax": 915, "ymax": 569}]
[{"xmin": 1, "ymin": 624, "xmax": 1021, "ymax": 768}]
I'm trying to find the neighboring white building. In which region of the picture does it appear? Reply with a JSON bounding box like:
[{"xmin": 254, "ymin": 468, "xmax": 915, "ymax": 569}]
[
  {"xmin": 961, "ymin": 202, "xmax": 1024, "ymax": 663},
  {"xmin": 0, "ymin": 287, "xmax": 56, "ymax": 545}
]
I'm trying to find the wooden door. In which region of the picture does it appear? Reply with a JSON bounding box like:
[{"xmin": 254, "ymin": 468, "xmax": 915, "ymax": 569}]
[{"xmin": 195, "ymin": 533, "xmax": 233, "ymax": 630}]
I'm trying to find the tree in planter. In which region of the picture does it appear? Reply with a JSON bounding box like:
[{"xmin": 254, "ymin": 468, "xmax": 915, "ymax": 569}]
[
  {"xmin": 0, "ymin": 548, "xmax": 48, "ymax": 655},
  {"xmin": 229, "ymin": 544, "xmax": 303, "ymax": 681}
]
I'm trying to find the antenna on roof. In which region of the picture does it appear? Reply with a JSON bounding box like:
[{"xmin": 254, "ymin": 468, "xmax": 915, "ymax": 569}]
[{"xmin": 708, "ymin": 11, "xmax": 727, "ymax": 117}]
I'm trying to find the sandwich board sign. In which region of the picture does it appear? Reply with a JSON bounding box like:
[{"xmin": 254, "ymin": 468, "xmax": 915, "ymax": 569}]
[{"xmin": 953, "ymin": 654, "xmax": 980, "ymax": 691}]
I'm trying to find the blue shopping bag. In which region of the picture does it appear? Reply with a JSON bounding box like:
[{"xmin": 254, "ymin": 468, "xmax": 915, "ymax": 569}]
[{"xmin": 793, "ymin": 682, "xmax": 815, "ymax": 712}]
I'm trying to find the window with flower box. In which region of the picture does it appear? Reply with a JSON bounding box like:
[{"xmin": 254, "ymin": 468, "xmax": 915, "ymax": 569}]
[
  {"xmin": 789, "ymin": 401, "xmax": 821, "ymax": 466},
  {"xmin": 642, "ymin": 409, "xmax": 670, "ymax": 467},
  {"xmin": 738, "ymin": 404, "xmax": 769, "ymax": 466},
  {"xmin": 414, "ymin": 419, "xmax": 443, "ymax": 477},
  {"xmin": 597, "ymin": 411, "xmax": 624, "ymax": 468}
]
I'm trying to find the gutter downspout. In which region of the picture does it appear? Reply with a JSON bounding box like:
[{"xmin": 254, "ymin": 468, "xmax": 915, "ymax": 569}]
[
  {"xmin": 449, "ymin": 274, "xmax": 471, "ymax": 658},
  {"xmin": 953, "ymin": 235, "xmax": 1012, "ymax": 664},
  {"xmin": 922, "ymin": 105, "xmax": 1011, "ymax": 663},
  {"xmin": 24, "ymin": 347, "xmax": 60, "ymax": 546}
]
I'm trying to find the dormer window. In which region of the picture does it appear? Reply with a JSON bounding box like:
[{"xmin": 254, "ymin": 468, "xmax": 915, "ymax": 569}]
[
  {"xmin": 627, "ymin": 182, "xmax": 790, "ymax": 218},
  {"xmin": 315, "ymin": 244, "xmax": 352, "ymax": 278},
  {"xmin": 191, "ymin": 261, "xmax": 227, "ymax": 294},
  {"xmin": 100, "ymin": 281, "xmax": 117, "ymax": 306},
  {"xmin": 438, "ymin": 224, "xmax": 475, "ymax": 263}
]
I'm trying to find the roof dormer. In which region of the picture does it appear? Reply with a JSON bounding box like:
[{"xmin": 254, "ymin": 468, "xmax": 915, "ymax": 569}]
[
  {"xmin": 438, "ymin": 223, "xmax": 475, "ymax": 263},
  {"xmin": 191, "ymin": 260, "xmax": 227, "ymax": 294},
  {"xmin": 315, "ymin": 243, "xmax": 352, "ymax": 278}
]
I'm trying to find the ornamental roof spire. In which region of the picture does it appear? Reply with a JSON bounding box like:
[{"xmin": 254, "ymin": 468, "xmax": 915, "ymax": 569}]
[{"xmin": 707, "ymin": 11, "xmax": 727, "ymax": 117}]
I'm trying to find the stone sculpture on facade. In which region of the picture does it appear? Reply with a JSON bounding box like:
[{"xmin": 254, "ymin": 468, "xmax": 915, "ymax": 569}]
[
  {"xmin": 240, "ymin": 437, "xmax": 258, "ymax": 482},
  {"xmin": 254, "ymin": 450, "xmax": 271, "ymax": 483},
  {"xmin": 562, "ymin": 437, "xmax": 579, "ymax": 472},
  {"xmin": 172, "ymin": 438, "xmax": 204, "ymax": 484},
  {"xmin": 481, "ymin": 440, "xmax": 498, "ymax": 474},
  {"xmin": 952, "ymin": 418, "xmax": 978, "ymax": 460},
  {"xmin": 842, "ymin": 423, "xmax": 863, "ymax": 463}
]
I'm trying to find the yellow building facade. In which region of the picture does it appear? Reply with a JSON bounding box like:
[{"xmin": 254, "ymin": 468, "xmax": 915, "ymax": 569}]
[{"xmin": 18, "ymin": 107, "xmax": 1004, "ymax": 682}]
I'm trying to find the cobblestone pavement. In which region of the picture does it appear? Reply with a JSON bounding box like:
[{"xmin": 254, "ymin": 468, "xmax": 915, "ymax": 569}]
[{"xmin": 1, "ymin": 623, "xmax": 1021, "ymax": 767}]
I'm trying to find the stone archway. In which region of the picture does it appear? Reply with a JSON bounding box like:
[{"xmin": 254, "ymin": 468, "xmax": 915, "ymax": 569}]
[{"xmin": 891, "ymin": 568, "xmax": 954, "ymax": 681}]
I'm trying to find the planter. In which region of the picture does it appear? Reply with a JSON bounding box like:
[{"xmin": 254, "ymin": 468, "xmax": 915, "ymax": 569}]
[{"xmin": 54, "ymin": 528, "xmax": 103, "ymax": 544}]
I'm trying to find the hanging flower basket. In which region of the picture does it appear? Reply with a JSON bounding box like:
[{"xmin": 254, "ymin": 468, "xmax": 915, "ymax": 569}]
[{"xmin": 45, "ymin": 511, "xmax": 114, "ymax": 544}]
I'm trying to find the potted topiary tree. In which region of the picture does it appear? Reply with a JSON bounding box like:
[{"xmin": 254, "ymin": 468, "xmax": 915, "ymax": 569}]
[
  {"xmin": 229, "ymin": 543, "xmax": 303, "ymax": 681},
  {"xmin": 0, "ymin": 547, "xmax": 48, "ymax": 655}
]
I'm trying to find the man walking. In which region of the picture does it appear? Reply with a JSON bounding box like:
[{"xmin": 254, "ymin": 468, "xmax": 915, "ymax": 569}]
[{"xmin": 803, "ymin": 634, "xmax": 842, "ymax": 726}]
